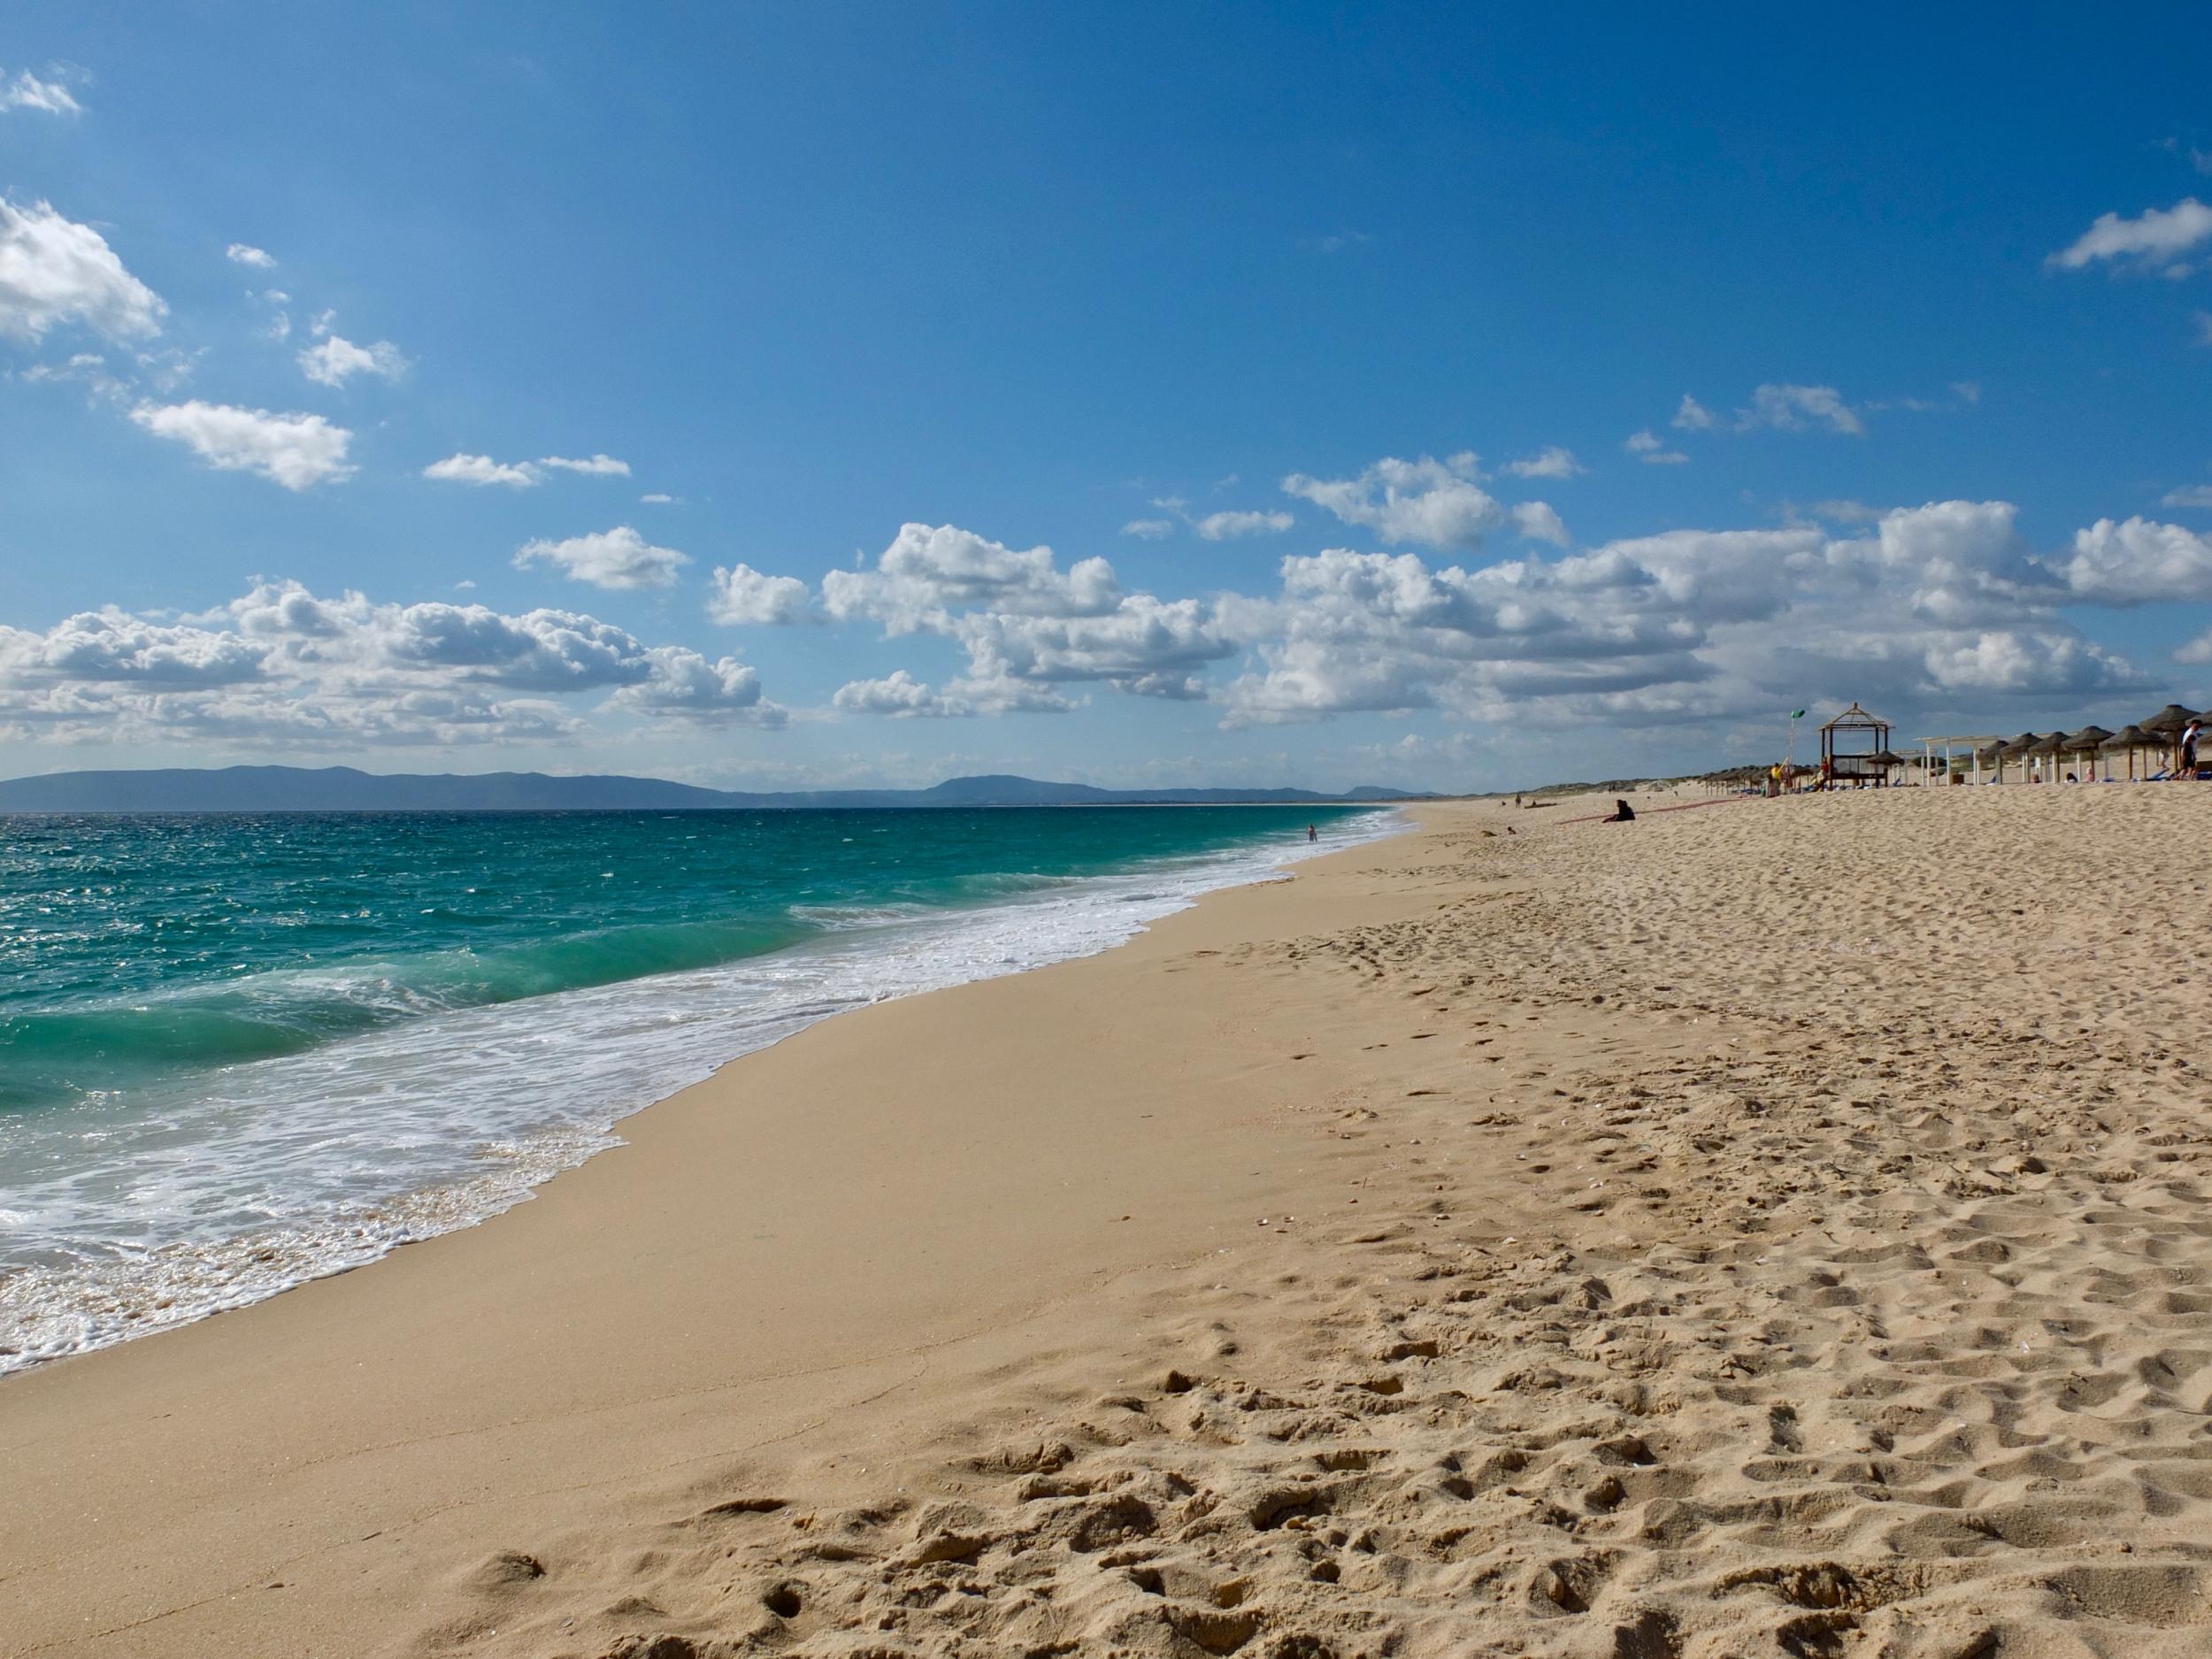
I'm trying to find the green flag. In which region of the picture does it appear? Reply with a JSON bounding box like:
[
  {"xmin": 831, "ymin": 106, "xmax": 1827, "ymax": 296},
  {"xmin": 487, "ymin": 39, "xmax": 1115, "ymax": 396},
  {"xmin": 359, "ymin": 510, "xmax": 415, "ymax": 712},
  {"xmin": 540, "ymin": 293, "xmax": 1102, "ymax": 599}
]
[{"xmin": 1790, "ymin": 709, "xmax": 1806, "ymax": 718}]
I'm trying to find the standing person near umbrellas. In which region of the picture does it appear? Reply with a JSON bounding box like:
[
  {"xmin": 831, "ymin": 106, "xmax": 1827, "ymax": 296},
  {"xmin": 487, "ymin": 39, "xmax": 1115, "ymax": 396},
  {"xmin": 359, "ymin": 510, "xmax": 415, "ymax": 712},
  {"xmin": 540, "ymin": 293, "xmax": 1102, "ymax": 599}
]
[{"xmin": 2139, "ymin": 705, "xmax": 2200, "ymax": 779}]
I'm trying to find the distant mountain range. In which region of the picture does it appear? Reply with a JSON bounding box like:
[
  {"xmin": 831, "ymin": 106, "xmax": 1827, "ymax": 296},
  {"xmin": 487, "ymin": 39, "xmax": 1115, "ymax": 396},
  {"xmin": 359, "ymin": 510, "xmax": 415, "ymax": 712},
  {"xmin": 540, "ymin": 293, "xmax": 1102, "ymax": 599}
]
[{"xmin": 0, "ymin": 765, "xmax": 1433, "ymax": 813}]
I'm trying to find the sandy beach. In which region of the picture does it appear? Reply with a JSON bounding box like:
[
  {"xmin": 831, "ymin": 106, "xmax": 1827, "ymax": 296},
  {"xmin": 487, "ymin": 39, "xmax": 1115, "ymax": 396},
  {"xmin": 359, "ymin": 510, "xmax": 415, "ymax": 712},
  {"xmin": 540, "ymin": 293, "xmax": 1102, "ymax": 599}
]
[{"xmin": 7, "ymin": 786, "xmax": 2212, "ymax": 1658}]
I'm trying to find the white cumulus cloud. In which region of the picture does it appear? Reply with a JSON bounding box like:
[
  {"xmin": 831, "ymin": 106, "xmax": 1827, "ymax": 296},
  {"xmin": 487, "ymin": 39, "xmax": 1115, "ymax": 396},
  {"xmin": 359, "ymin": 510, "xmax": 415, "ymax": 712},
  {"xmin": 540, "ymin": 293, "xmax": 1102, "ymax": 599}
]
[
  {"xmin": 949, "ymin": 595, "xmax": 1227, "ymax": 697},
  {"xmin": 0, "ymin": 580, "xmax": 784, "ymax": 746},
  {"xmin": 298, "ymin": 332, "xmax": 408, "ymax": 388},
  {"xmin": 1504, "ymin": 447, "xmax": 1586, "ymax": 480},
  {"xmin": 129, "ymin": 400, "xmax": 355, "ymax": 489},
  {"xmin": 0, "ymin": 67, "xmax": 81, "ymax": 116},
  {"xmin": 1, "ymin": 608, "xmax": 271, "ymax": 687},
  {"xmin": 605, "ymin": 646, "xmax": 783, "ymax": 726},
  {"xmin": 707, "ymin": 562, "xmax": 814, "ymax": 625},
  {"xmin": 1735, "ymin": 383, "xmax": 1863, "ymax": 435},
  {"xmin": 808, "ymin": 523, "xmax": 1231, "ymax": 709},
  {"xmin": 225, "ymin": 243, "xmax": 276, "ymax": 269},
  {"xmin": 1512, "ymin": 502, "xmax": 1570, "ymax": 546},
  {"xmin": 0, "ymin": 199, "xmax": 165, "ymax": 343},
  {"xmin": 1625, "ymin": 430, "xmax": 1687, "ymax": 465},
  {"xmin": 424, "ymin": 452, "xmax": 541, "ymax": 488},
  {"xmin": 1134, "ymin": 498, "xmax": 1296, "ymax": 541},
  {"xmin": 420, "ymin": 450, "xmax": 632, "ymax": 486},
  {"xmin": 513, "ymin": 526, "xmax": 691, "ymax": 590},
  {"xmin": 1191, "ymin": 508, "xmax": 1294, "ymax": 541},
  {"xmin": 1671, "ymin": 395, "xmax": 1716, "ymax": 431},
  {"xmin": 833, "ymin": 670, "xmax": 972, "ymax": 718},
  {"xmin": 2059, "ymin": 517, "xmax": 2212, "ymax": 603},
  {"xmin": 2051, "ymin": 198, "xmax": 2212, "ymax": 273},
  {"xmin": 1210, "ymin": 497, "xmax": 2157, "ymax": 733},
  {"xmin": 1281, "ymin": 452, "xmax": 1558, "ymax": 550},
  {"xmin": 823, "ymin": 522, "xmax": 1122, "ymax": 634},
  {"xmin": 20, "ymin": 488, "xmax": 2205, "ymax": 754},
  {"xmin": 541, "ymin": 453, "xmax": 630, "ymax": 476}
]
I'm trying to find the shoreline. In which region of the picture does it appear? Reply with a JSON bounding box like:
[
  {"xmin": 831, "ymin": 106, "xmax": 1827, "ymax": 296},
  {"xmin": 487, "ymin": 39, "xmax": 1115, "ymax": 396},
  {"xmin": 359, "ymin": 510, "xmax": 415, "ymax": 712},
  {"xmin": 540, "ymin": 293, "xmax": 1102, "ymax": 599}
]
[
  {"xmin": 0, "ymin": 797, "xmax": 1452, "ymax": 817},
  {"xmin": 2, "ymin": 799, "xmax": 1446, "ymax": 1658},
  {"xmin": 10, "ymin": 785, "xmax": 2212, "ymax": 1657},
  {"xmin": 0, "ymin": 808, "xmax": 1403, "ymax": 1379}
]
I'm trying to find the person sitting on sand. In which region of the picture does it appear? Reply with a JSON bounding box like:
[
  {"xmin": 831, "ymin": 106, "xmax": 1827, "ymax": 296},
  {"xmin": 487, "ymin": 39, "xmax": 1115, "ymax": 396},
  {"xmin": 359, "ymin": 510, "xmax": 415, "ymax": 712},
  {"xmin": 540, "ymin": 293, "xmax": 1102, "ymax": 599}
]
[{"xmin": 1604, "ymin": 797, "xmax": 1635, "ymax": 822}]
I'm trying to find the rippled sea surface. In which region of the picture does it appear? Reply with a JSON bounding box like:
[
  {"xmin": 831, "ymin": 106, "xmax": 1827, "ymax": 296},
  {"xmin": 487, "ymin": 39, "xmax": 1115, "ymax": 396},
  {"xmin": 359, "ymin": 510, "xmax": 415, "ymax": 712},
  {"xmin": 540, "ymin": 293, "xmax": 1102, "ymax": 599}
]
[{"xmin": 0, "ymin": 804, "xmax": 1394, "ymax": 1371}]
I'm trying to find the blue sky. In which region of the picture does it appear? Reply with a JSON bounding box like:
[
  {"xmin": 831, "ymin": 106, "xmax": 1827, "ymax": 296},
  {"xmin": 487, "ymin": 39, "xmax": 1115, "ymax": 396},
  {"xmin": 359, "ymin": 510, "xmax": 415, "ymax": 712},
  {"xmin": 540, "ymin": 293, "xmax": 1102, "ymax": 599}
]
[{"xmin": 4, "ymin": 4, "xmax": 2211, "ymax": 792}]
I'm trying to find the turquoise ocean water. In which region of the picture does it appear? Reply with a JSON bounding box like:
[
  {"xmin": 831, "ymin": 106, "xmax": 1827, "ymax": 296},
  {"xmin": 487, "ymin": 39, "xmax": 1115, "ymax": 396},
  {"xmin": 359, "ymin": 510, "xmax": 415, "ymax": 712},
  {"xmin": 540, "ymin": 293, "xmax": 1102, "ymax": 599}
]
[{"xmin": 0, "ymin": 805, "xmax": 1393, "ymax": 1371}]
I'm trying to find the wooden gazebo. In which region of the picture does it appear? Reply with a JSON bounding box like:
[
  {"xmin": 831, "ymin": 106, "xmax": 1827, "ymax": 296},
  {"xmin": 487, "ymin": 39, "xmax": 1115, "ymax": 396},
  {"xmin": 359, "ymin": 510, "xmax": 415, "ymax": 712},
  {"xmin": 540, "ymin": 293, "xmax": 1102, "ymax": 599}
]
[{"xmin": 1820, "ymin": 703, "xmax": 1891, "ymax": 785}]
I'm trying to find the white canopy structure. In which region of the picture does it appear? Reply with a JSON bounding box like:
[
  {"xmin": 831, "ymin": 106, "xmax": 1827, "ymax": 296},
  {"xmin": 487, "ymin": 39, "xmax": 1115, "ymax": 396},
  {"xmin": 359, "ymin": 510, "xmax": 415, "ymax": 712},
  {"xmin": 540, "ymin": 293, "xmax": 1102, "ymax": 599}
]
[{"xmin": 1916, "ymin": 734, "xmax": 2003, "ymax": 785}]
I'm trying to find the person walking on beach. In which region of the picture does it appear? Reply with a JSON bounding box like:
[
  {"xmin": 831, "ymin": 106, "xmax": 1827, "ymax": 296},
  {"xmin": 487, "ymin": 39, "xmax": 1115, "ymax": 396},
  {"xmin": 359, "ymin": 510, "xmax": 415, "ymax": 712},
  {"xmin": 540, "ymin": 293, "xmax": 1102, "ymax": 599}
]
[
  {"xmin": 1306, "ymin": 824, "xmax": 1317, "ymax": 841},
  {"xmin": 2182, "ymin": 717, "xmax": 2201, "ymax": 780}
]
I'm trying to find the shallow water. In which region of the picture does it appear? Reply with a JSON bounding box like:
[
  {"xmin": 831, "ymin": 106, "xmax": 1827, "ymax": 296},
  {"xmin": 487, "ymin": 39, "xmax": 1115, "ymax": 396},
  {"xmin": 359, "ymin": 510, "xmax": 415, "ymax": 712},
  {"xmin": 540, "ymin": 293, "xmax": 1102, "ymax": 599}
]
[{"xmin": 0, "ymin": 804, "xmax": 1395, "ymax": 1371}]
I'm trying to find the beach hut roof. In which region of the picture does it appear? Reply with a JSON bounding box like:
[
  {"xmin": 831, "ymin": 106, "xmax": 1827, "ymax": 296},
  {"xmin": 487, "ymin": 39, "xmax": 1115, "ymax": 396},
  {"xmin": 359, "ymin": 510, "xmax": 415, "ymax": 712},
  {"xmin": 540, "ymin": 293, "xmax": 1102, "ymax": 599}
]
[
  {"xmin": 2101, "ymin": 724, "xmax": 2153, "ymax": 749},
  {"xmin": 1819, "ymin": 702, "xmax": 1887, "ymax": 731},
  {"xmin": 2140, "ymin": 703, "xmax": 2202, "ymax": 735},
  {"xmin": 2063, "ymin": 725, "xmax": 2116, "ymax": 748}
]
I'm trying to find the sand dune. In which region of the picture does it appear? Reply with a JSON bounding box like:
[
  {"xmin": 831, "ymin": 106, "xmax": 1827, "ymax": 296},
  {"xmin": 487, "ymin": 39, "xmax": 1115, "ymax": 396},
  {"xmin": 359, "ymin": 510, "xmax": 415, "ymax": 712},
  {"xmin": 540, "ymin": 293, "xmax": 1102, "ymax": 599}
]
[{"xmin": 8, "ymin": 787, "xmax": 2212, "ymax": 1658}]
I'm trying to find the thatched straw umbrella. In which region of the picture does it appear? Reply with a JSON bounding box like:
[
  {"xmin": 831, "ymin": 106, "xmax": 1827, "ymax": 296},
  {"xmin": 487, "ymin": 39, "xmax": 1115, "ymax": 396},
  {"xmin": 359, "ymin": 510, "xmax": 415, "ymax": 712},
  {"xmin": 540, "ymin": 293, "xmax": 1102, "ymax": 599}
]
[
  {"xmin": 1977, "ymin": 740, "xmax": 2006, "ymax": 783},
  {"xmin": 1997, "ymin": 732, "xmax": 2040, "ymax": 784},
  {"xmin": 2027, "ymin": 732, "xmax": 2067, "ymax": 782},
  {"xmin": 2063, "ymin": 725, "xmax": 2115, "ymax": 782},
  {"xmin": 2101, "ymin": 723, "xmax": 2154, "ymax": 782},
  {"xmin": 2140, "ymin": 704, "xmax": 2202, "ymax": 776},
  {"xmin": 1869, "ymin": 748, "xmax": 1907, "ymax": 787}
]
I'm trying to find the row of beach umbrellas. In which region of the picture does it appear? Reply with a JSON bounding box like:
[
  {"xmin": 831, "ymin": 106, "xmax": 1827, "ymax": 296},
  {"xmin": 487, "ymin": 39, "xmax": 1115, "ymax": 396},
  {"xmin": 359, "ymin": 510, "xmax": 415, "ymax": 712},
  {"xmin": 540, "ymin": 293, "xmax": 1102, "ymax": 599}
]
[
  {"xmin": 1842, "ymin": 704, "xmax": 2200, "ymax": 784},
  {"xmin": 1966, "ymin": 703, "xmax": 2200, "ymax": 782}
]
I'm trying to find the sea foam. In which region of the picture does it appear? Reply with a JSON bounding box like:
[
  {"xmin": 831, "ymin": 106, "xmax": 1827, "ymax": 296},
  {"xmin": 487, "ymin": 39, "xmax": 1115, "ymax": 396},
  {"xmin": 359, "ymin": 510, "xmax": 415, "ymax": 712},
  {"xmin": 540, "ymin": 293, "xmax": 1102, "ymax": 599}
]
[{"xmin": 0, "ymin": 811, "xmax": 1398, "ymax": 1373}]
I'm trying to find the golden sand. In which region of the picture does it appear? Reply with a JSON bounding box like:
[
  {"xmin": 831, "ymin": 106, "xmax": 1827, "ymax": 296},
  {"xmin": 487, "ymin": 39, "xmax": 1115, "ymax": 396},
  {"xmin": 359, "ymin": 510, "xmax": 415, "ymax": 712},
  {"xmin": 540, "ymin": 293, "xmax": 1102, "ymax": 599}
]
[{"xmin": 6, "ymin": 786, "xmax": 2212, "ymax": 1657}]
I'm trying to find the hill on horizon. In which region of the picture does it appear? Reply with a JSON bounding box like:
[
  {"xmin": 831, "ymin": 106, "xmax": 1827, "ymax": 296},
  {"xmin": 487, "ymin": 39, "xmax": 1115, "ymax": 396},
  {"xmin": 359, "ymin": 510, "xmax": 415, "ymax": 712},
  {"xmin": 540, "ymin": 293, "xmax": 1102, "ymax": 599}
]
[{"xmin": 0, "ymin": 764, "xmax": 1433, "ymax": 814}]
